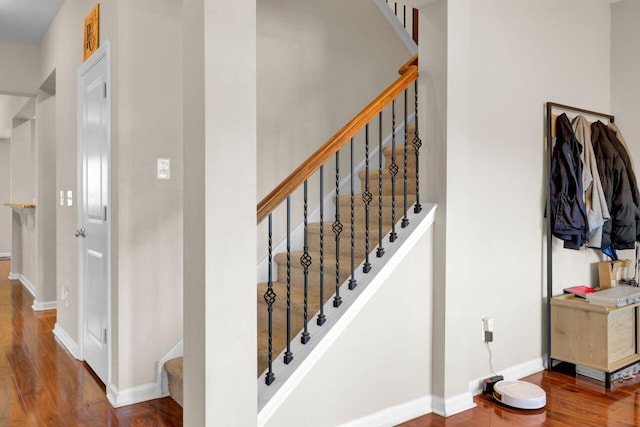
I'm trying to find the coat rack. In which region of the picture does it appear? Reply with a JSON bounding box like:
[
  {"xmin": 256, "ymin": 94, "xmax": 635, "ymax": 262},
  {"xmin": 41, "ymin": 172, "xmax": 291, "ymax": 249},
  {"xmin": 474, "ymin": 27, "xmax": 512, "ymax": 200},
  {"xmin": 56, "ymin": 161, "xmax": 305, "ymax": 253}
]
[{"xmin": 545, "ymin": 101, "xmax": 615, "ymax": 371}]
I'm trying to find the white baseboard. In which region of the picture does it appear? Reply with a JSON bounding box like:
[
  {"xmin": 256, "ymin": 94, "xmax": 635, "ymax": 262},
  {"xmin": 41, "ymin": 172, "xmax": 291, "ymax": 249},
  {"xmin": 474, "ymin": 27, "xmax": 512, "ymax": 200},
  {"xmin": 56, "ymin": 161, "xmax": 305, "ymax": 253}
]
[
  {"xmin": 431, "ymin": 392, "xmax": 476, "ymax": 417},
  {"xmin": 156, "ymin": 339, "xmax": 183, "ymax": 396},
  {"xmin": 468, "ymin": 357, "xmax": 545, "ymax": 396},
  {"xmin": 338, "ymin": 395, "xmax": 432, "ymax": 427},
  {"xmin": 12, "ymin": 274, "xmax": 36, "ymax": 297},
  {"xmin": 107, "ymin": 382, "xmax": 161, "ymax": 408},
  {"xmin": 0, "ymin": 252, "xmax": 10, "ymax": 259},
  {"xmin": 53, "ymin": 323, "xmax": 82, "ymax": 360},
  {"xmin": 32, "ymin": 300, "xmax": 57, "ymax": 311}
]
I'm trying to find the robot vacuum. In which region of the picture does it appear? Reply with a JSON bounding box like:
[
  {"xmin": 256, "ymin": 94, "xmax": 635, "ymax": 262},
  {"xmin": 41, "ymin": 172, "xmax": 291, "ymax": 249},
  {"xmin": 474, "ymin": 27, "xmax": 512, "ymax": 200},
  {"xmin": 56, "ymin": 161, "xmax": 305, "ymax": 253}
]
[{"xmin": 493, "ymin": 380, "xmax": 546, "ymax": 409}]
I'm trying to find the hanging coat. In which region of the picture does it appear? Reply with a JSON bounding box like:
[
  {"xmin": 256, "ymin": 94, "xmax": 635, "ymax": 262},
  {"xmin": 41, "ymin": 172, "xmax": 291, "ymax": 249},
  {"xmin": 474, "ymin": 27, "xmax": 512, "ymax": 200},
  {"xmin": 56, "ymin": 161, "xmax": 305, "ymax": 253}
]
[
  {"xmin": 571, "ymin": 115, "xmax": 609, "ymax": 248},
  {"xmin": 591, "ymin": 121, "xmax": 640, "ymax": 249},
  {"xmin": 550, "ymin": 113, "xmax": 589, "ymax": 249}
]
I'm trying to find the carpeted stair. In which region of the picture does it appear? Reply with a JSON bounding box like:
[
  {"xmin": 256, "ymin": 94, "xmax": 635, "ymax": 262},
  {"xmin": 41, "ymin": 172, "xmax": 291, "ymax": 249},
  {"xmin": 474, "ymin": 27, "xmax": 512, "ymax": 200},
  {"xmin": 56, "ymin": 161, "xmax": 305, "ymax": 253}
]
[
  {"xmin": 164, "ymin": 357, "xmax": 184, "ymax": 407},
  {"xmin": 257, "ymin": 125, "xmax": 418, "ymax": 376}
]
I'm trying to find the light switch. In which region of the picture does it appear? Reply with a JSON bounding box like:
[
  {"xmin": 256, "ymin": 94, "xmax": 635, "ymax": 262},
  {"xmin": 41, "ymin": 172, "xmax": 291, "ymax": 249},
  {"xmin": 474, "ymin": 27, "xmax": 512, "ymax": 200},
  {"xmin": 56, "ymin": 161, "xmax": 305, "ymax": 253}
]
[
  {"xmin": 157, "ymin": 158, "xmax": 170, "ymax": 180},
  {"xmin": 67, "ymin": 190, "xmax": 73, "ymax": 207},
  {"xmin": 59, "ymin": 191, "xmax": 65, "ymax": 206}
]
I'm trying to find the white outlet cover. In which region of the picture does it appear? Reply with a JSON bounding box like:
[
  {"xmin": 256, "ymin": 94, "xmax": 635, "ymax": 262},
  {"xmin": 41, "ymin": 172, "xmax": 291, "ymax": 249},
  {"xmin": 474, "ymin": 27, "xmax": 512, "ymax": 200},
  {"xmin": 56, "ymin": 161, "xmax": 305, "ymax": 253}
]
[
  {"xmin": 157, "ymin": 158, "xmax": 170, "ymax": 180},
  {"xmin": 59, "ymin": 190, "xmax": 65, "ymax": 206},
  {"xmin": 67, "ymin": 190, "xmax": 73, "ymax": 207}
]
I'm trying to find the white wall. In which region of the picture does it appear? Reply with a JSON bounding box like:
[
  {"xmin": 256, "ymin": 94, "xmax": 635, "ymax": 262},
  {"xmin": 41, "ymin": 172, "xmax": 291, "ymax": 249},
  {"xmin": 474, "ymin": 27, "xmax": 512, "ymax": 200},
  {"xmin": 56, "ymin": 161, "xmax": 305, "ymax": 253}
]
[
  {"xmin": 202, "ymin": 0, "xmax": 258, "ymax": 424},
  {"xmin": 257, "ymin": 0, "xmax": 412, "ymax": 201},
  {"xmin": 264, "ymin": 224, "xmax": 433, "ymax": 427},
  {"xmin": 182, "ymin": 0, "xmax": 206, "ymax": 424},
  {"xmin": 10, "ymin": 120, "xmax": 37, "ymax": 285},
  {"xmin": 114, "ymin": 0, "xmax": 184, "ymax": 392},
  {"xmin": 0, "ymin": 139, "xmax": 10, "ymax": 255},
  {"xmin": 612, "ymin": 0, "xmax": 640, "ymax": 167},
  {"xmin": 0, "ymin": 42, "xmax": 39, "ymax": 96},
  {"xmin": 421, "ymin": 0, "xmax": 613, "ymax": 406},
  {"xmin": 35, "ymin": 93, "xmax": 57, "ymax": 307}
]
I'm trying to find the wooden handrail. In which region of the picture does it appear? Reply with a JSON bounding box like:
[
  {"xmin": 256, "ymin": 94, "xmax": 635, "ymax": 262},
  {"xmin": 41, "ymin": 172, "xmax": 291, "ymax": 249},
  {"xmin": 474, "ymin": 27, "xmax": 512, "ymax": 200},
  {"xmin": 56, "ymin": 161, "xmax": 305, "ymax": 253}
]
[
  {"xmin": 257, "ymin": 61, "xmax": 419, "ymax": 224},
  {"xmin": 398, "ymin": 54, "xmax": 418, "ymax": 75}
]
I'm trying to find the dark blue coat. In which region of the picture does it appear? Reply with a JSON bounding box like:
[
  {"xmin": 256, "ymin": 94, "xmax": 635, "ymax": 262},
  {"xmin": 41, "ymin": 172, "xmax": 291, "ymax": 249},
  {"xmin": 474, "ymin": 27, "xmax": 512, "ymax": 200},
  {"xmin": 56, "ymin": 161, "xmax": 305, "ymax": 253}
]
[{"xmin": 550, "ymin": 113, "xmax": 588, "ymax": 249}]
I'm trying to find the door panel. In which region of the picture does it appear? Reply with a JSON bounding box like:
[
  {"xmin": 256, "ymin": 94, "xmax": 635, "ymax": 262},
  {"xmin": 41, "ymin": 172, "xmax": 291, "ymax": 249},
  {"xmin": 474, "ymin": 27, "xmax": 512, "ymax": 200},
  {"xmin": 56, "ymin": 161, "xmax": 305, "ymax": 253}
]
[{"xmin": 79, "ymin": 46, "xmax": 109, "ymax": 385}]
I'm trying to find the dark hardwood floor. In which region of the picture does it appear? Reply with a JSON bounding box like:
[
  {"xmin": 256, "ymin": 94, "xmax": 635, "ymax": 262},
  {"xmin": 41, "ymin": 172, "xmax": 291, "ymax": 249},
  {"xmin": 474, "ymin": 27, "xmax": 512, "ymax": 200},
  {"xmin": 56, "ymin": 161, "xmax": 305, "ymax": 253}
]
[
  {"xmin": 0, "ymin": 260, "xmax": 183, "ymax": 426},
  {"xmin": 398, "ymin": 363, "xmax": 640, "ymax": 426}
]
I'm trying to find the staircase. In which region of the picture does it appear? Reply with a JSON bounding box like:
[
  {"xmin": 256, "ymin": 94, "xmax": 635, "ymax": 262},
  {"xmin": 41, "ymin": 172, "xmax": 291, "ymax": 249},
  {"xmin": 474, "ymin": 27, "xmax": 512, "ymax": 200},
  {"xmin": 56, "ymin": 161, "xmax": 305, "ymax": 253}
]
[
  {"xmin": 257, "ymin": 125, "xmax": 418, "ymax": 376},
  {"xmin": 164, "ymin": 50, "xmax": 420, "ymax": 409}
]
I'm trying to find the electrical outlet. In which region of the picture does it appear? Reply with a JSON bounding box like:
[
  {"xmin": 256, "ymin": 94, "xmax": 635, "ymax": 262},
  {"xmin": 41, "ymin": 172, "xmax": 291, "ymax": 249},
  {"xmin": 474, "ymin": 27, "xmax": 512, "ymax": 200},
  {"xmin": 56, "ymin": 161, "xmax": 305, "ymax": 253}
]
[{"xmin": 482, "ymin": 317, "xmax": 494, "ymax": 342}]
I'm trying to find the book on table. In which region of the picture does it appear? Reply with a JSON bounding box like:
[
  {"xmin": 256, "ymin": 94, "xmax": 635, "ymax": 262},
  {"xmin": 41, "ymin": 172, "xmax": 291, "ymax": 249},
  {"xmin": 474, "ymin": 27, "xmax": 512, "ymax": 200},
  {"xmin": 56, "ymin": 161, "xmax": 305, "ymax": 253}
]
[{"xmin": 563, "ymin": 285, "xmax": 598, "ymax": 298}]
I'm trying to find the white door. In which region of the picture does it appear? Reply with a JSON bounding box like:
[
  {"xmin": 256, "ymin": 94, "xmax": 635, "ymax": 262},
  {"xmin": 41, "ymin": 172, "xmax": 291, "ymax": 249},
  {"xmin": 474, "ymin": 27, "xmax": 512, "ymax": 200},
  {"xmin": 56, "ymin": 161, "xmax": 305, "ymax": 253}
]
[{"xmin": 78, "ymin": 42, "xmax": 110, "ymax": 385}]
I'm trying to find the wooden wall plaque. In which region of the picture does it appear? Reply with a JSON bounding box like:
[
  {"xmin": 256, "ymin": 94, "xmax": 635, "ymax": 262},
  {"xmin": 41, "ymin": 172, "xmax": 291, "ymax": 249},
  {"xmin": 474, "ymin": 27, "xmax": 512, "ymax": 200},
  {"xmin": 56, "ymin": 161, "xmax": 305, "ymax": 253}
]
[{"xmin": 83, "ymin": 4, "xmax": 100, "ymax": 62}]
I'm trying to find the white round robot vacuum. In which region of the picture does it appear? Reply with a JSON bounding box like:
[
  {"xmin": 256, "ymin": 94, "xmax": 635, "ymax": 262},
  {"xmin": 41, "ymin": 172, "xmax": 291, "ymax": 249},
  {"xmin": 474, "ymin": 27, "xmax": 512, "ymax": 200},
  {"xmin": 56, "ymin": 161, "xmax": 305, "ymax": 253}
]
[{"xmin": 493, "ymin": 380, "xmax": 546, "ymax": 409}]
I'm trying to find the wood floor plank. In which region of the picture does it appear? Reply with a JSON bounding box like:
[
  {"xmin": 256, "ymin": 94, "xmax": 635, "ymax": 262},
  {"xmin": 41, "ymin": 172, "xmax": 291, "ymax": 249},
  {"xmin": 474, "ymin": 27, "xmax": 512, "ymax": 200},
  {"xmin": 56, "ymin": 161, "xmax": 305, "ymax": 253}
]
[
  {"xmin": 0, "ymin": 260, "xmax": 183, "ymax": 425},
  {"xmin": 0, "ymin": 371, "xmax": 30, "ymax": 424},
  {"xmin": 398, "ymin": 368, "xmax": 640, "ymax": 426}
]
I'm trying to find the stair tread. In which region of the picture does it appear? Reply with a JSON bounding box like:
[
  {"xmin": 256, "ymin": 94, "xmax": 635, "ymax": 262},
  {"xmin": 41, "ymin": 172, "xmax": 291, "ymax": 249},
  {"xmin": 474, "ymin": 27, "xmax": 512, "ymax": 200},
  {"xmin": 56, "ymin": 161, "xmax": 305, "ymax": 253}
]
[
  {"xmin": 164, "ymin": 357, "xmax": 183, "ymax": 408},
  {"xmin": 165, "ymin": 357, "xmax": 183, "ymax": 376}
]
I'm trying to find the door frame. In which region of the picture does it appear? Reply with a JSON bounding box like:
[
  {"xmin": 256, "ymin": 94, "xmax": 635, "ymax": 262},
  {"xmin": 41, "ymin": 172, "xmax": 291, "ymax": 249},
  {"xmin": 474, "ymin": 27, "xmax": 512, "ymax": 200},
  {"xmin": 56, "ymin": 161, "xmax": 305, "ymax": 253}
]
[{"xmin": 76, "ymin": 40, "xmax": 112, "ymax": 386}]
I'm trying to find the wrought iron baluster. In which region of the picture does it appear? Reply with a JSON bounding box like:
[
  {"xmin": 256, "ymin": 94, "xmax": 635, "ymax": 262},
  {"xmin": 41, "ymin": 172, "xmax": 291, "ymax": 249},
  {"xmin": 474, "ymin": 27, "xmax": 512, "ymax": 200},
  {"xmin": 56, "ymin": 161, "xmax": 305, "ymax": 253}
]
[
  {"xmin": 349, "ymin": 138, "xmax": 357, "ymax": 290},
  {"xmin": 403, "ymin": 4, "xmax": 406, "ymax": 29},
  {"xmin": 389, "ymin": 100, "xmax": 398, "ymax": 242},
  {"xmin": 413, "ymin": 80, "xmax": 423, "ymax": 214},
  {"xmin": 402, "ymin": 88, "xmax": 410, "ymax": 228},
  {"xmin": 376, "ymin": 112, "xmax": 385, "ymax": 258},
  {"xmin": 363, "ymin": 124, "xmax": 372, "ymax": 273},
  {"xmin": 333, "ymin": 152, "xmax": 343, "ymax": 308},
  {"xmin": 264, "ymin": 214, "xmax": 276, "ymax": 385},
  {"xmin": 317, "ymin": 167, "xmax": 326, "ymax": 326},
  {"xmin": 300, "ymin": 181, "xmax": 311, "ymax": 344},
  {"xmin": 284, "ymin": 197, "xmax": 293, "ymax": 364}
]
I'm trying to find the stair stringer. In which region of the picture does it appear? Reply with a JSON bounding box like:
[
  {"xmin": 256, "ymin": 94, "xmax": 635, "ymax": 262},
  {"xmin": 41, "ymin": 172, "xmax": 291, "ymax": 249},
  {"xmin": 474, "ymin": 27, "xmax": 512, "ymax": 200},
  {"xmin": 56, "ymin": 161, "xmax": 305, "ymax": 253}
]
[
  {"xmin": 373, "ymin": 0, "xmax": 418, "ymax": 55},
  {"xmin": 258, "ymin": 203, "xmax": 436, "ymax": 426},
  {"xmin": 256, "ymin": 112, "xmax": 416, "ymax": 284}
]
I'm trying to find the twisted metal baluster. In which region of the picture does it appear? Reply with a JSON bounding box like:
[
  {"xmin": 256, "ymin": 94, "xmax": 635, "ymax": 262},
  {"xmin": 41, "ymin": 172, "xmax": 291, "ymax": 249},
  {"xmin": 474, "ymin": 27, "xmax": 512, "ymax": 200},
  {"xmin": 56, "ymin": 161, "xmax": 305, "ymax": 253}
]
[
  {"xmin": 402, "ymin": 88, "xmax": 410, "ymax": 228},
  {"xmin": 264, "ymin": 214, "xmax": 276, "ymax": 385},
  {"xmin": 389, "ymin": 100, "xmax": 398, "ymax": 242},
  {"xmin": 413, "ymin": 80, "xmax": 423, "ymax": 214},
  {"xmin": 348, "ymin": 138, "xmax": 357, "ymax": 290},
  {"xmin": 317, "ymin": 167, "xmax": 326, "ymax": 325},
  {"xmin": 362, "ymin": 124, "xmax": 372, "ymax": 273},
  {"xmin": 284, "ymin": 197, "xmax": 293, "ymax": 364},
  {"xmin": 376, "ymin": 112, "xmax": 385, "ymax": 258},
  {"xmin": 301, "ymin": 181, "xmax": 311, "ymax": 344},
  {"xmin": 333, "ymin": 152, "xmax": 343, "ymax": 307}
]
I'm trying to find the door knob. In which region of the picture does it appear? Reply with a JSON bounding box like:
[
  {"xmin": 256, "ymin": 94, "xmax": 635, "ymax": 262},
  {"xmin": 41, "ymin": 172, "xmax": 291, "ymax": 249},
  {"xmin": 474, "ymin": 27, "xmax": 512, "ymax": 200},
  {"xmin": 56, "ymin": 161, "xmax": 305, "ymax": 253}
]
[{"xmin": 75, "ymin": 228, "xmax": 86, "ymax": 238}]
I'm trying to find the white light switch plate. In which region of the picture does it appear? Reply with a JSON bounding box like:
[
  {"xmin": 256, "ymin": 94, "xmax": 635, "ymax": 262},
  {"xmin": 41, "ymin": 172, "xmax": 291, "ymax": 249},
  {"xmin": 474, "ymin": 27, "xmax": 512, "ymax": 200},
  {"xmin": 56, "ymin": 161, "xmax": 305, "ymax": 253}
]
[
  {"xmin": 157, "ymin": 158, "xmax": 170, "ymax": 180},
  {"xmin": 59, "ymin": 190, "xmax": 65, "ymax": 206},
  {"xmin": 67, "ymin": 190, "xmax": 73, "ymax": 207}
]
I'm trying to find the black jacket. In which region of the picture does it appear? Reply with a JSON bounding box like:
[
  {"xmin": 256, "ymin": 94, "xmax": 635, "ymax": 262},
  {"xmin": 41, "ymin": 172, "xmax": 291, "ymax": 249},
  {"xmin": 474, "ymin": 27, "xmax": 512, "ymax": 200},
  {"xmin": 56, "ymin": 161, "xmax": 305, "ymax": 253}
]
[
  {"xmin": 591, "ymin": 121, "xmax": 640, "ymax": 249},
  {"xmin": 550, "ymin": 114, "xmax": 588, "ymax": 249}
]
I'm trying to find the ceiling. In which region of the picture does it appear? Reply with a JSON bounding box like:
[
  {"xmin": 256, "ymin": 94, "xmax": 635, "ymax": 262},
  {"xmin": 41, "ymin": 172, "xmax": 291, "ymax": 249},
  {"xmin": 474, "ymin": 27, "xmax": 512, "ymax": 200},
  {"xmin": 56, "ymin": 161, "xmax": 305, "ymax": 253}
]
[{"xmin": 0, "ymin": 0, "xmax": 65, "ymax": 45}]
